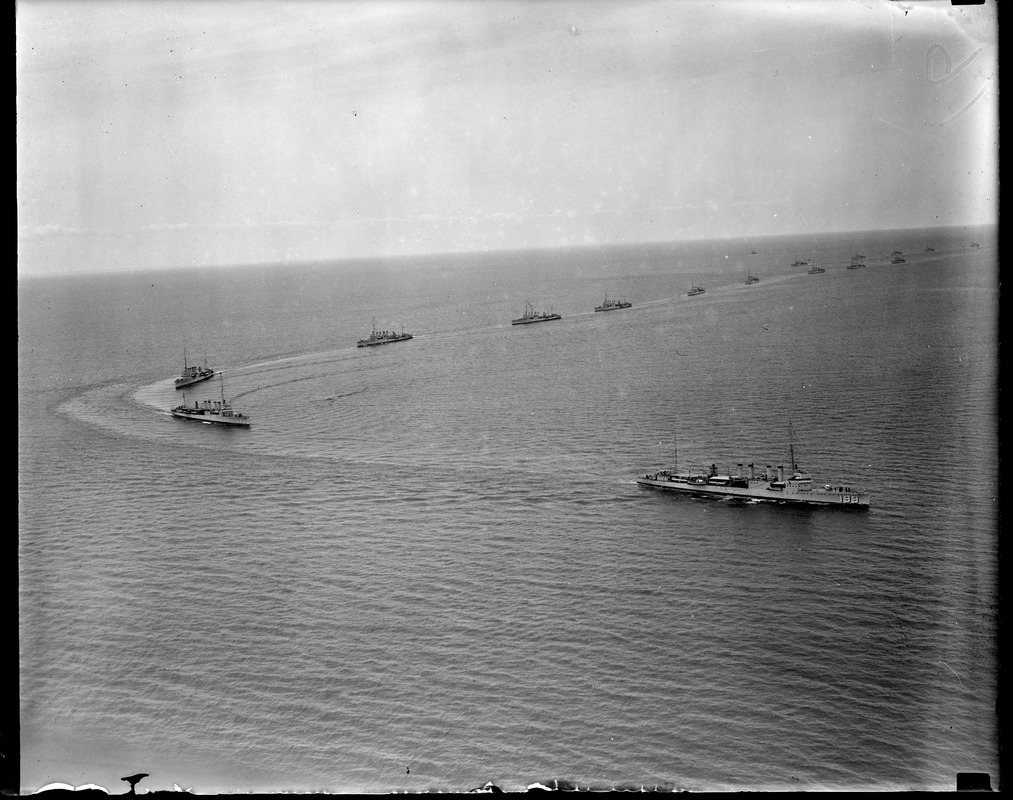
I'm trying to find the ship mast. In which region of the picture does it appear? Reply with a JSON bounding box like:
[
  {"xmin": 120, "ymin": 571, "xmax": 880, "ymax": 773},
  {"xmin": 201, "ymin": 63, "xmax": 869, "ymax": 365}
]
[{"xmin": 788, "ymin": 418, "xmax": 797, "ymax": 473}]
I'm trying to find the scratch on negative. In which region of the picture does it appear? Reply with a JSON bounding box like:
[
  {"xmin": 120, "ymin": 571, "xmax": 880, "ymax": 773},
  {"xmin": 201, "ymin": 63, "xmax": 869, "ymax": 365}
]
[
  {"xmin": 939, "ymin": 660, "xmax": 965, "ymax": 691},
  {"xmin": 939, "ymin": 84, "xmax": 990, "ymax": 128},
  {"xmin": 871, "ymin": 115, "xmax": 911, "ymax": 135}
]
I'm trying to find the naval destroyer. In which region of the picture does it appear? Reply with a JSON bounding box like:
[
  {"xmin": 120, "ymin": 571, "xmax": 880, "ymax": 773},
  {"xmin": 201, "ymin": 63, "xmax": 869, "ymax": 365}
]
[
  {"xmin": 637, "ymin": 431, "xmax": 869, "ymax": 508},
  {"xmin": 174, "ymin": 352, "xmax": 215, "ymax": 389},
  {"xmin": 171, "ymin": 373, "xmax": 251, "ymax": 428}
]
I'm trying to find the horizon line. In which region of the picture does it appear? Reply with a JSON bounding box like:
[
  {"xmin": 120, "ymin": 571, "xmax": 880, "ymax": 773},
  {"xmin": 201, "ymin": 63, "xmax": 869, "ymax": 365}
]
[{"xmin": 17, "ymin": 222, "xmax": 995, "ymax": 280}]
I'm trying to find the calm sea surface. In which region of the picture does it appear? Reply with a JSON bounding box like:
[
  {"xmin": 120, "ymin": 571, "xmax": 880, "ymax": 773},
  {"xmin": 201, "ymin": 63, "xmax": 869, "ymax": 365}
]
[{"xmin": 18, "ymin": 226, "xmax": 999, "ymax": 793}]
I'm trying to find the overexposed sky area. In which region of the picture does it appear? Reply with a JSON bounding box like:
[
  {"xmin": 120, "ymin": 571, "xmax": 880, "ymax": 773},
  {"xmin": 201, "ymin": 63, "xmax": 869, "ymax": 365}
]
[{"xmin": 17, "ymin": 0, "xmax": 997, "ymax": 275}]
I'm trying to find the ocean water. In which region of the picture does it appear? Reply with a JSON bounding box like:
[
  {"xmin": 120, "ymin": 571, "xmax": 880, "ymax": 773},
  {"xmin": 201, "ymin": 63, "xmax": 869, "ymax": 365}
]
[{"xmin": 18, "ymin": 226, "xmax": 999, "ymax": 793}]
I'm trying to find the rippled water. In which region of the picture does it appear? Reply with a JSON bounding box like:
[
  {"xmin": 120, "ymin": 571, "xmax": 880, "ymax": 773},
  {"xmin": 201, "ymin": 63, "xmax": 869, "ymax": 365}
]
[{"xmin": 19, "ymin": 226, "xmax": 999, "ymax": 793}]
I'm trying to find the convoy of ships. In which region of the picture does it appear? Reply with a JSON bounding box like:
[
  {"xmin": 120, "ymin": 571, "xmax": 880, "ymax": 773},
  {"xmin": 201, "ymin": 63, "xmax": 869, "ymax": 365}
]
[{"xmin": 164, "ymin": 241, "xmax": 979, "ymax": 505}]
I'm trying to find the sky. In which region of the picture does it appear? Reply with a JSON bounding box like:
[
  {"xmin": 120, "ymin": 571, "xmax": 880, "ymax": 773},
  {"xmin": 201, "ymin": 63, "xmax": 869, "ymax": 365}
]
[{"xmin": 16, "ymin": 0, "xmax": 998, "ymax": 276}]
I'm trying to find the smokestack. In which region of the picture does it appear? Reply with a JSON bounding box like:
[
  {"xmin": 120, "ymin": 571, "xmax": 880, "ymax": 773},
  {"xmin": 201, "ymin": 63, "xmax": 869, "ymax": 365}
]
[
  {"xmin": 778, "ymin": 465, "xmax": 784, "ymax": 482},
  {"xmin": 737, "ymin": 463, "xmax": 743, "ymax": 478}
]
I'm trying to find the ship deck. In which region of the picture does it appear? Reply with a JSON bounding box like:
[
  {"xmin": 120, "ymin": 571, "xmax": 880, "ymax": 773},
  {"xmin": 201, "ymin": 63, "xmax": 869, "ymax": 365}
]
[
  {"xmin": 171, "ymin": 409, "xmax": 250, "ymax": 427},
  {"xmin": 636, "ymin": 476, "xmax": 869, "ymax": 507}
]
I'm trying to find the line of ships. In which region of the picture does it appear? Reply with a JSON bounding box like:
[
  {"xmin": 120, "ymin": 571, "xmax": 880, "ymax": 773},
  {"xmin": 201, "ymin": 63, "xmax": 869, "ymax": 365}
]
[{"xmin": 166, "ymin": 242, "xmax": 973, "ymax": 507}]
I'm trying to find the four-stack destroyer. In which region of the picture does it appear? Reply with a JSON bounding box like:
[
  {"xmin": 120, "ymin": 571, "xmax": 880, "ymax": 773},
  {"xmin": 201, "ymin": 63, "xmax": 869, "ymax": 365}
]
[
  {"xmin": 174, "ymin": 351, "xmax": 215, "ymax": 389},
  {"xmin": 357, "ymin": 318, "xmax": 413, "ymax": 347},
  {"xmin": 594, "ymin": 292, "xmax": 632, "ymax": 312},
  {"xmin": 637, "ymin": 453, "xmax": 869, "ymax": 508},
  {"xmin": 171, "ymin": 373, "xmax": 251, "ymax": 428},
  {"xmin": 512, "ymin": 302, "xmax": 561, "ymax": 325}
]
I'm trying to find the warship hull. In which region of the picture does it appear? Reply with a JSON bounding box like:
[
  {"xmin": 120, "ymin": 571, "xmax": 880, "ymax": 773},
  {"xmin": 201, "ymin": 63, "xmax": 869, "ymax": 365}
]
[
  {"xmin": 512, "ymin": 314, "xmax": 561, "ymax": 325},
  {"xmin": 357, "ymin": 334, "xmax": 413, "ymax": 347},
  {"xmin": 171, "ymin": 407, "xmax": 250, "ymax": 427},
  {"xmin": 174, "ymin": 370, "xmax": 214, "ymax": 389},
  {"xmin": 637, "ymin": 473, "xmax": 869, "ymax": 508}
]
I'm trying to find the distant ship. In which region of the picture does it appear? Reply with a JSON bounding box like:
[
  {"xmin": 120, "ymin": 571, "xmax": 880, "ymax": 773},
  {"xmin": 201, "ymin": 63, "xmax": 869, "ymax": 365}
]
[
  {"xmin": 357, "ymin": 319, "xmax": 413, "ymax": 347},
  {"xmin": 171, "ymin": 374, "xmax": 250, "ymax": 428},
  {"xmin": 807, "ymin": 265, "xmax": 826, "ymax": 274},
  {"xmin": 791, "ymin": 258, "xmax": 809, "ymax": 267},
  {"xmin": 594, "ymin": 292, "xmax": 631, "ymax": 312},
  {"xmin": 891, "ymin": 256, "xmax": 906, "ymax": 264},
  {"xmin": 637, "ymin": 428, "xmax": 869, "ymax": 508},
  {"xmin": 174, "ymin": 352, "xmax": 215, "ymax": 390},
  {"xmin": 687, "ymin": 286, "xmax": 706, "ymax": 296},
  {"xmin": 745, "ymin": 274, "xmax": 760, "ymax": 285},
  {"xmin": 750, "ymin": 249, "xmax": 758, "ymax": 255},
  {"xmin": 847, "ymin": 257, "xmax": 867, "ymax": 270},
  {"xmin": 512, "ymin": 302, "xmax": 561, "ymax": 325},
  {"xmin": 924, "ymin": 247, "xmax": 935, "ymax": 252}
]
